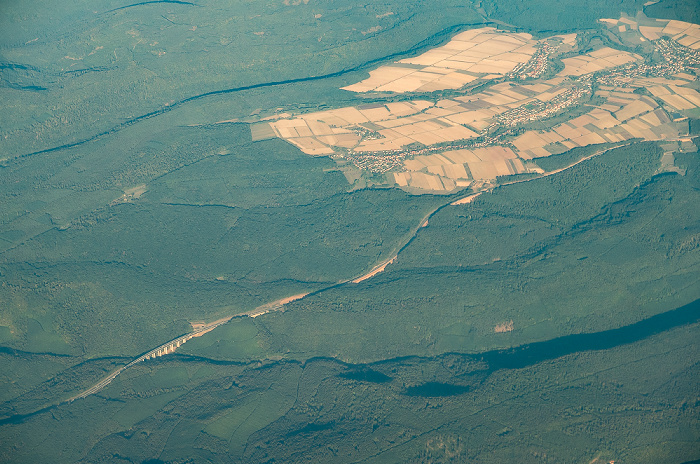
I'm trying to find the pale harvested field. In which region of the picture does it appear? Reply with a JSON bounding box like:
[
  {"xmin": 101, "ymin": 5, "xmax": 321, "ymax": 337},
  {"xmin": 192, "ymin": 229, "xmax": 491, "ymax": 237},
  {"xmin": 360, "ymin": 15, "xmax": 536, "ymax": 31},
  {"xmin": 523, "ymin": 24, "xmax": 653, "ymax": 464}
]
[
  {"xmin": 554, "ymin": 33, "xmax": 577, "ymax": 46},
  {"xmin": 394, "ymin": 171, "xmax": 409, "ymax": 186},
  {"xmin": 560, "ymin": 47, "xmax": 641, "ymax": 76},
  {"xmin": 254, "ymin": 20, "xmax": 697, "ymax": 192},
  {"xmin": 507, "ymin": 86, "xmax": 688, "ymax": 159},
  {"xmin": 287, "ymin": 137, "xmax": 335, "ymax": 155},
  {"xmin": 614, "ymin": 99, "xmax": 656, "ymax": 121},
  {"xmin": 399, "ymin": 145, "xmax": 523, "ymax": 191},
  {"xmin": 658, "ymin": 93, "xmax": 696, "ymax": 110},
  {"xmin": 611, "ymin": 16, "xmax": 700, "ymax": 48},
  {"xmin": 512, "ymin": 131, "xmax": 549, "ymax": 152},
  {"xmin": 341, "ymin": 27, "xmax": 537, "ymax": 94}
]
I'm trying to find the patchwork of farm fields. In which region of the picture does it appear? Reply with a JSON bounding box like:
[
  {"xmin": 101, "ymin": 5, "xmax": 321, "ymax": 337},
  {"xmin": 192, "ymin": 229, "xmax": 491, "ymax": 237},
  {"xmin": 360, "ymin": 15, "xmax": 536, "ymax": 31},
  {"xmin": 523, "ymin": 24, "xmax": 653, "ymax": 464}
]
[{"xmin": 253, "ymin": 16, "xmax": 700, "ymax": 193}]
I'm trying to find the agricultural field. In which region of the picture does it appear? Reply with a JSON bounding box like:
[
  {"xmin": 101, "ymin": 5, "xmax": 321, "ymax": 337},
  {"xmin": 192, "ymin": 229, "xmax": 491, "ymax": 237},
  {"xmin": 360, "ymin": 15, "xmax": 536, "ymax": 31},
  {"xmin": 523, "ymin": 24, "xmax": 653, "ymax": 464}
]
[
  {"xmin": 257, "ymin": 17, "xmax": 700, "ymax": 193},
  {"xmin": 341, "ymin": 28, "xmax": 541, "ymax": 93}
]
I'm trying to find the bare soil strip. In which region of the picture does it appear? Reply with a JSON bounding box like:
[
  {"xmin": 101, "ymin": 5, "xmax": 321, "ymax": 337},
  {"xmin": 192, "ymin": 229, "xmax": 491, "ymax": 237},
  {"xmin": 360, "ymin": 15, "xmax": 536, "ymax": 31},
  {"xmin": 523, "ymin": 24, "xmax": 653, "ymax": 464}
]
[{"xmin": 352, "ymin": 256, "xmax": 398, "ymax": 283}]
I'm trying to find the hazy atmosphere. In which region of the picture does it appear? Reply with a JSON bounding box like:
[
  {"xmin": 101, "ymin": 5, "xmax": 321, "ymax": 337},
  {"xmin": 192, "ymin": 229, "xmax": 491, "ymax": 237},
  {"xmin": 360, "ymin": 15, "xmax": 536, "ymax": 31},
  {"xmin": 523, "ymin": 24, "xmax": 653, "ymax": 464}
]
[{"xmin": 1, "ymin": 0, "xmax": 699, "ymax": 462}]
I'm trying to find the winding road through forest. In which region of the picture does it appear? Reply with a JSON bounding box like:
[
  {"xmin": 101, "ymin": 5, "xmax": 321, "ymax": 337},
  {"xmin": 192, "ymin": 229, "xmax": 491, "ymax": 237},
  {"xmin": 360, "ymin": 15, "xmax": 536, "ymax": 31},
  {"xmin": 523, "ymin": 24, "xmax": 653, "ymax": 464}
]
[{"xmin": 69, "ymin": 141, "xmax": 631, "ymax": 402}]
